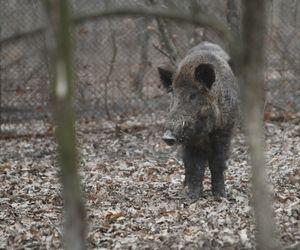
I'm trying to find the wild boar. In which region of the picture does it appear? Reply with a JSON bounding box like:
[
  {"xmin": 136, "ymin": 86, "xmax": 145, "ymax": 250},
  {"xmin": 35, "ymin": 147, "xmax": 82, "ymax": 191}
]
[{"xmin": 158, "ymin": 42, "xmax": 238, "ymax": 200}]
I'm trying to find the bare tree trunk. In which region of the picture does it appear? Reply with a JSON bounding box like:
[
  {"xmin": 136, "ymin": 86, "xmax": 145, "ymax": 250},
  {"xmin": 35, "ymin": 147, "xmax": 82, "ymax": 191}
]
[
  {"xmin": 226, "ymin": 0, "xmax": 240, "ymax": 38},
  {"xmin": 104, "ymin": 24, "xmax": 117, "ymax": 120},
  {"xmin": 149, "ymin": 0, "xmax": 179, "ymax": 64},
  {"xmin": 239, "ymin": 1, "xmax": 278, "ymax": 249},
  {"xmin": 294, "ymin": 0, "xmax": 300, "ymax": 29},
  {"xmin": 0, "ymin": 25, "xmax": 2, "ymax": 134},
  {"xmin": 188, "ymin": 1, "xmax": 205, "ymax": 47},
  {"xmin": 156, "ymin": 17, "xmax": 178, "ymax": 64},
  {"xmin": 132, "ymin": 17, "xmax": 151, "ymax": 97},
  {"xmin": 44, "ymin": 1, "xmax": 85, "ymax": 249},
  {"xmin": 271, "ymin": 0, "xmax": 281, "ymax": 28}
]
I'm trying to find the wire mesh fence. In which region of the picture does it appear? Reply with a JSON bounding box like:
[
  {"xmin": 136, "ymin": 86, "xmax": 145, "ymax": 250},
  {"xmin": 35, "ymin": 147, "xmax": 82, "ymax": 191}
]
[{"xmin": 0, "ymin": 0, "xmax": 299, "ymax": 135}]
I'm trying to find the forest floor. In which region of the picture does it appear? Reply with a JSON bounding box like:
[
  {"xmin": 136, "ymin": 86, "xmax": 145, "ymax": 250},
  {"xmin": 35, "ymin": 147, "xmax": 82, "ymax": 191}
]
[{"xmin": 0, "ymin": 112, "xmax": 299, "ymax": 249}]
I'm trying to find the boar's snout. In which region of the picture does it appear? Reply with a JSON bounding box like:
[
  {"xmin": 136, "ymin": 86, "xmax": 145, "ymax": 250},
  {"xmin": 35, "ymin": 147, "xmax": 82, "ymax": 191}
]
[{"xmin": 162, "ymin": 130, "xmax": 176, "ymax": 146}]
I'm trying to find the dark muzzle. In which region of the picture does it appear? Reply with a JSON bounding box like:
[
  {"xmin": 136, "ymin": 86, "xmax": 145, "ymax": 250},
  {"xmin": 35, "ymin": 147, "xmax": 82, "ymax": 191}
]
[{"xmin": 162, "ymin": 130, "xmax": 176, "ymax": 146}]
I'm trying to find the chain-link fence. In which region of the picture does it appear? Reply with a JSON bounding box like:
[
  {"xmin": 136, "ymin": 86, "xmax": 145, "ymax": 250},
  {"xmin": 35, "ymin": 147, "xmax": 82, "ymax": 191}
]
[{"xmin": 1, "ymin": 0, "xmax": 299, "ymax": 135}]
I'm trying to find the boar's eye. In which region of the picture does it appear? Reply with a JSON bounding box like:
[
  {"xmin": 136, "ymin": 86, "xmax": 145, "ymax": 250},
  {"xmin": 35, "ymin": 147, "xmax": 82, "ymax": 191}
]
[{"xmin": 189, "ymin": 93, "xmax": 197, "ymax": 100}]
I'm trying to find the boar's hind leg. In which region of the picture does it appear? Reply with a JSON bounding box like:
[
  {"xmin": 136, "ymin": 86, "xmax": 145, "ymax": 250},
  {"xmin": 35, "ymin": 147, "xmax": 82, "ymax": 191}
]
[
  {"xmin": 183, "ymin": 146, "xmax": 207, "ymax": 200},
  {"xmin": 209, "ymin": 132, "xmax": 232, "ymax": 198}
]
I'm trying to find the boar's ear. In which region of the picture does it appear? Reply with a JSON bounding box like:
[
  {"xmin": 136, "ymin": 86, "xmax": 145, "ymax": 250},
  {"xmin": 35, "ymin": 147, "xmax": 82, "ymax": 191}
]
[
  {"xmin": 194, "ymin": 63, "xmax": 215, "ymax": 89},
  {"xmin": 157, "ymin": 65, "xmax": 174, "ymax": 92}
]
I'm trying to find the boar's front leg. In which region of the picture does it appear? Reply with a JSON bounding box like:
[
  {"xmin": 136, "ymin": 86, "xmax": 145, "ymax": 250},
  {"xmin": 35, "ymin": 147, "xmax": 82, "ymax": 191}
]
[
  {"xmin": 183, "ymin": 146, "xmax": 207, "ymax": 200},
  {"xmin": 208, "ymin": 131, "xmax": 232, "ymax": 198}
]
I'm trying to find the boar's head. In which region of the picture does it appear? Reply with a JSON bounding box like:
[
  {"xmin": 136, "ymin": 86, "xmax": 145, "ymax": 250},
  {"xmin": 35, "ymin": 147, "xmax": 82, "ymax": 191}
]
[{"xmin": 158, "ymin": 53, "xmax": 222, "ymax": 146}]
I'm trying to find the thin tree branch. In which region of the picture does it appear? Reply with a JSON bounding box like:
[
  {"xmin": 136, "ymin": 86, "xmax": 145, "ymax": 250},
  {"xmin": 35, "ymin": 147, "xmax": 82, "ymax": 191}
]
[
  {"xmin": 152, "ymin": 43, "xmax": 174, "ymax": 62},
  {"xmin": 0, "ymin": 27, "xmax": 45, "ymax": 46}
]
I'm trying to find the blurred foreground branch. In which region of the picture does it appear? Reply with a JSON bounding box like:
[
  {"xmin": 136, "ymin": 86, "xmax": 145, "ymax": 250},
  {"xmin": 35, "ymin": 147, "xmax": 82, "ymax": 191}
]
[
  {"xmin": 239, "ymin": 0, "xmax": 278, "ymax": 249},
  {"xmin": 1, "ymin": 6, "xmax": 236, "ymax": 56},
  {"xmin": 76, "ymin": 7, "xmax": 235, "ymax": 52},
  {"xmin": 44, "ymin": 1, "xmax": 85, "ymax": 249}
]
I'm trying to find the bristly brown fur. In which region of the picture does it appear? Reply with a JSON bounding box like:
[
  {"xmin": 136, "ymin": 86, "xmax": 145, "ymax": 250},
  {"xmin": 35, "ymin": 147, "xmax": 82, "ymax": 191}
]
[{"xmin": 158, "ymin": 42, "xmax": 238, "ymax": 200}]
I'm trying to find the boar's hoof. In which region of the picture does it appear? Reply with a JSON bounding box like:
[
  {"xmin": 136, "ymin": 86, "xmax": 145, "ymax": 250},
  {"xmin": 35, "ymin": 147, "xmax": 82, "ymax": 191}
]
[
  {"xmin": 212, "ymin": 189, "xmax": 226, "ymax": 200},
  {"xmin": 162, "ymin": 130, "xmax": 176, "ymax": 146},
  {"xmin": 187, "ymin": 186, "xmax": 203, "ymax": 201}
]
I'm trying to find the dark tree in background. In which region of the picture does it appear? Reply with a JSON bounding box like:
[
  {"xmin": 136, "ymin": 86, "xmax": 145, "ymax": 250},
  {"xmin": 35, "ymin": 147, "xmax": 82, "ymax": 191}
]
[{"xmin": 226, "ymin": 0, "xmax": 240, "ymax": 37}]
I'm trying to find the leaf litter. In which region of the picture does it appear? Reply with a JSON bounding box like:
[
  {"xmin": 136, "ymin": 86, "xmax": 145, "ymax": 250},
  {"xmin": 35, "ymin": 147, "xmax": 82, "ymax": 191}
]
[{"xmin": 0, "ymin": 112, "xmax": 299, "ymax": 249}]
